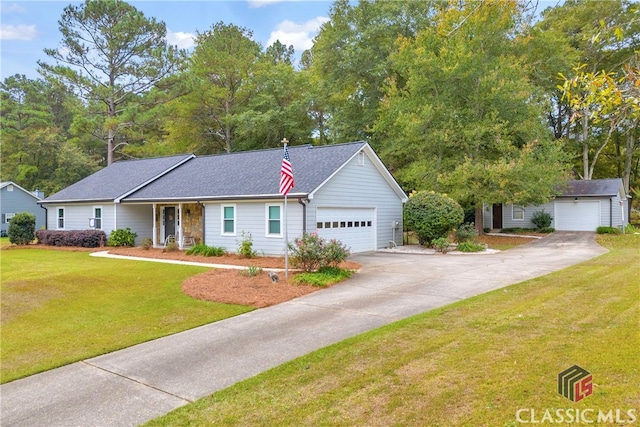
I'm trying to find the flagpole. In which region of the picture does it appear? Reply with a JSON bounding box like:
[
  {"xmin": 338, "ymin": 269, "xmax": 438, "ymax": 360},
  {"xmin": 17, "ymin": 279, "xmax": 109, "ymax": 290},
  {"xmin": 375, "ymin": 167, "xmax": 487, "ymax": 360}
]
[{"xmin": 284, "ymin": 193, "xmax": 288, "ymax": 279}]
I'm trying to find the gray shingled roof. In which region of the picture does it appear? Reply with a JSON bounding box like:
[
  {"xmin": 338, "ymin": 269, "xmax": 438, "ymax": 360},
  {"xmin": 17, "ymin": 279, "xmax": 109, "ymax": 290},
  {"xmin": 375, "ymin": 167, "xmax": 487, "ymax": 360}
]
[
  {"xmin": 124, "ymin": 142, "xmax": 368, "ymax": 201},
  {"xmin": 561, "ymin": 179, "xmax": 624, "ymax": 197},
  {"xmin": 41, "ymin": 154, "xmax": 194, "ymax": 203}
]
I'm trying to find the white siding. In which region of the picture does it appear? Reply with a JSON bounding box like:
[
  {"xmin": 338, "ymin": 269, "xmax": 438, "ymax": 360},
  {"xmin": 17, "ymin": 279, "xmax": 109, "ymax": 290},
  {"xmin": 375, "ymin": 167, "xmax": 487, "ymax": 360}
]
[
  {"xmin": 501, "ymin": 202, "xmax": 554, "ymax": 229},
  {"xmin": 204, "ymin": 200, "xmax": 303, "ymax": 256},
  {"xmin": 117, "ymin": 204, "xmax": 153, "ymax": 244},
  {"xmin": 47, "ymin": 203, "xmax": 116, "ymax": 233},
  {"xmin": 501, "ymin": 196, "xmax": 627, "ymax": 230},
  {"xmin": 309, "ymin": 152, "xmax": 404, "ymax": 250}
]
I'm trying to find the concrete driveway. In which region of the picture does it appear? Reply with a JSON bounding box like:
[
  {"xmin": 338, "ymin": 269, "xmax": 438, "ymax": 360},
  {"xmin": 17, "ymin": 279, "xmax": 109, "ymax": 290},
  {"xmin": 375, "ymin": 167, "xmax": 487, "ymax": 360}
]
[{"xmin": 0, "ymin": 232, "xmax": 607, "ymax": 427}]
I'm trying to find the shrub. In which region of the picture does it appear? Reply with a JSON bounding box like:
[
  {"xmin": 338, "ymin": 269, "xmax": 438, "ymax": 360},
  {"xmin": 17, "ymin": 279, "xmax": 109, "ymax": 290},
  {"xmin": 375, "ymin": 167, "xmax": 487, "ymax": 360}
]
[
  {"xmin": 107, "ymin": 228, "xmax": 137, "ymax": 247},
  {"xmin": 164, "ymin": 241, "xmax": 179, "ymax": 252},
  {"xmin": 239, "ymin": 266, "xmax": 263, "ymax": 277},
  {"xmin": 531, "ymin": 210, "xmax": 553, "ymax": 230},
  {"xmin": 292, "ymin": 267, "xmax": 353, "ymax": 287},
  {"xmin": 289, "ymin": 232, "xmax": 324, "ymax": 272},
  {"xmin": 7, "ymin": 212, "xmax": 36, "ymax": 245},
  {"xmin": 141, "ymin": 238, "xmax": 153, "ymax": 250},
  {"xmin": 597, "ymin": 226, "xmax": 621, "ymax": 234},
  {"xmin": 322, "ymin": 239, "xmax": 350, "ymax": 268},
  {"xmin": 288, "ymin": 232, "xmax": 351, "ymax": 272},
  {"xmin": 404, "ymin": 191, "xmax": 464, "ymax": 245},
  {"xmin": 432, "ymin": 237, "xmax": 452, "ymax": 253},
  {"xmin": 237, "ymin": 231, "xmax": 256, "ymax": 258},
  {"xmin": 539, "ymin": 227, "xmax": 555, "ymax": 234},
  {"xmin": 35, "ymin": 229, "xmax": 107, "ymax": 247},
  {"xmin": 455, "ymin": 223, "xmax": 478, "ymax": 243},
  {"xmin": 456, "ymin": 241, "xmax": 485, "ymax": 252},
  {"xmin": 186, "ymin": 243, "xmax": 226, "ymax": 257}
]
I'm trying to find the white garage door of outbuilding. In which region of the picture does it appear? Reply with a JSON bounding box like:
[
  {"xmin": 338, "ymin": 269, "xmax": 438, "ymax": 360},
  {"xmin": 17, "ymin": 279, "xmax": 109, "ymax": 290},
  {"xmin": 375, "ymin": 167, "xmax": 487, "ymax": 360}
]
[
  {"xmin": 555, "ymin": 201, "xmax": 600, "ymax": 231},
  {"xmin": 316, "ymin": 207, "xmax": 375, "ymax": 253}
]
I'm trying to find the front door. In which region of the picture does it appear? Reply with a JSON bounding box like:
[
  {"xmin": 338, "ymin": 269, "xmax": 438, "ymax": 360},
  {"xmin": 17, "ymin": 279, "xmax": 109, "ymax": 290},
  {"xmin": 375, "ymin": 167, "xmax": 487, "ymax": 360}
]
[
  {"xmin": 164, "ymin": 207, "xmax": 176, "ymax": 240},
  {"xmin": 492, "ymin": 204, "xmax": 503, "ymax": 229}
]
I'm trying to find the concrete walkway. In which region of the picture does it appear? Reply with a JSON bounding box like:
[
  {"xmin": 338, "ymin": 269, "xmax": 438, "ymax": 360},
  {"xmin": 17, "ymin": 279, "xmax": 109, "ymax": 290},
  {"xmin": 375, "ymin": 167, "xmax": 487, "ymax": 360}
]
[{"xmin": 0, "ymin": 232, "xmax": 608, "ymax": 427}]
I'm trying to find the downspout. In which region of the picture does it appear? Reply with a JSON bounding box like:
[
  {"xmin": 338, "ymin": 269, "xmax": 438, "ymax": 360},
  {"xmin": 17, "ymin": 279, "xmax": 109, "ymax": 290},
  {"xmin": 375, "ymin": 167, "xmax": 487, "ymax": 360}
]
[
  {"xmin": 298, "ymin": 197, "xmax": 309, "ymax": 233},
  {"xmin": 39, "ymin": 203, "xmax": 48, "ymax": 230}
]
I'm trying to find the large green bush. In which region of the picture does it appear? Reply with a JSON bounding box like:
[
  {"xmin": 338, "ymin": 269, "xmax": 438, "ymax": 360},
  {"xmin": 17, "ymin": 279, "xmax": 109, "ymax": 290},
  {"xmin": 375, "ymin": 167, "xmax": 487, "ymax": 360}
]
[
  {"xmin": 107, "ymin": 228, "xmax": 137, "ymax": 247},
  {"xmin": 531, "ymin": 209, "xmax": 553, "ymax": 230},
  {"xmin": 7, "ymin": 212, "xmax": 36, "ymax": 245},
  {"xmin": 404, "ymin": 191, "xmax": 464, "ymax": 245}
]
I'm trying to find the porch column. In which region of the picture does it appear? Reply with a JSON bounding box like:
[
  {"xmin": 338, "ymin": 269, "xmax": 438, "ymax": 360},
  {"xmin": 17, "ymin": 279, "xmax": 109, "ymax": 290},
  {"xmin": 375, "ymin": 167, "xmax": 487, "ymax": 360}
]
[
  {"xmin": 152, "ymin": 204, "xmax": 157, "ymax": 247},
  {"xmin": 178, "ymin": 203, "xmax": 183, "ymax": 249}
]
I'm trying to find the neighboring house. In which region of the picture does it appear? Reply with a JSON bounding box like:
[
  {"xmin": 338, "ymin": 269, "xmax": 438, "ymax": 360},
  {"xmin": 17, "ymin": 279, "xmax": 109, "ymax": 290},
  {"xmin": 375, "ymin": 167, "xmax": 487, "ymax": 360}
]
[
  {"xmin": 1, "ymin": 181, "xmax": 46, "ymax": 234},
  {"xmin": 39, "ymin": 142, "xmax": 408, "ymax": 254},
  {"xmin": 483, "ymin": 179, "xmax": 630, "ymax": 232}
]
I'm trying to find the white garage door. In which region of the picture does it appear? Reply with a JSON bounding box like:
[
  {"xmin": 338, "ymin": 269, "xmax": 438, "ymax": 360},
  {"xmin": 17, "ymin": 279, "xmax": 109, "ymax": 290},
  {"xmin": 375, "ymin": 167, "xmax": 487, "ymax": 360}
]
[
  {"xmin": 316, "ymin": 207, "xmax": 375, "ymax": 253},
  {"xmin": 555, "ymin": 201, "xmax": 600, "ymax": 231}
]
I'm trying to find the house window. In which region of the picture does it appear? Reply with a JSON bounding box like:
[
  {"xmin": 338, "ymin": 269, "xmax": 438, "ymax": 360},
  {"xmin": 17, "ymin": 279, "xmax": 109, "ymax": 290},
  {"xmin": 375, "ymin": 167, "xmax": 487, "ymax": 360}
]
[
  {"xmin": 4, "ymin": 213, "xmax": 15, "ymax": 224},
  {"xmin": 7, "ymin": 184, "xmax": 13, "ymax": 192},
  {"xmin": 358, "ymin": 152, "xmax": 365, "ymax": 166},
  {"xmin": 222, "ymin": 205, "xmax": 236, "ymax": 235},
  {"xmin": 57, "ymin": 208, "xmax": 65, "ymax": 229},
  {"xmin": 93, "ymin": 207, "xmax": 102, "ymax": 229},
  {"xmin": 266, "ymin": 204, "xmax": 281, "ymax": 236},
  {"xmin": 512, "ymin": 206, "xmax": 525, "ymax": 221}
]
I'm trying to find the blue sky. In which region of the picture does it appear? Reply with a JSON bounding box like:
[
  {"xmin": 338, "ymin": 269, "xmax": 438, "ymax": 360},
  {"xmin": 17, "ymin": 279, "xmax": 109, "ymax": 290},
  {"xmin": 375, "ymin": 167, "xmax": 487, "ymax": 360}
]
[{"xmin": 0, "ymin": 0, "xmax": 334, "ymax": 80}]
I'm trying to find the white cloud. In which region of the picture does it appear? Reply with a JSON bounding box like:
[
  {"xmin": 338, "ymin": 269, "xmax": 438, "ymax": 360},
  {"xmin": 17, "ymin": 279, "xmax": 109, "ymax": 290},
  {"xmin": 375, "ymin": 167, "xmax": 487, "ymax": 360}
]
[
  {"xmin": 247, "ymin": 0, "xmax": 285, "ymax": 8},
  {"xmin": 0, "ymin": 3, "xmax": 26, "ymax": 14},
  {"xmin": 266, "ymin": 16, "xmax": 329, "ymax": 52},
  {"xmin": 0, "ymin": 24, "xmax": 37, "ymax": 41},
  {"xmin": 166, "ymin": 29, "xmax": 195, "ymax": 50}
]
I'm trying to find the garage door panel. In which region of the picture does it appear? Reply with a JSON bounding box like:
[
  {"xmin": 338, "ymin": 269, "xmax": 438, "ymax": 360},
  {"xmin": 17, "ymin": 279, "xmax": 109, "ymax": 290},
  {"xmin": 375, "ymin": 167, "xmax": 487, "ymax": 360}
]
[
  {"xmin": 555, "ymin": 201, "xmax": 600, "ymax": 231},
  {"xmin": 316, "ymin": 208, "xmax": 374, "ymax": 253}
]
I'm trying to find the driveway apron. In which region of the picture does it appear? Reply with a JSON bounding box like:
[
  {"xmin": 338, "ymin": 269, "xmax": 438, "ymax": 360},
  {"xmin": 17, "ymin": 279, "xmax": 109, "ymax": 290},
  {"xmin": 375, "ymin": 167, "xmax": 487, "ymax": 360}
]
[{"xmin": 0, "ymin": 232, "xmax": 608, "ymax": 427}]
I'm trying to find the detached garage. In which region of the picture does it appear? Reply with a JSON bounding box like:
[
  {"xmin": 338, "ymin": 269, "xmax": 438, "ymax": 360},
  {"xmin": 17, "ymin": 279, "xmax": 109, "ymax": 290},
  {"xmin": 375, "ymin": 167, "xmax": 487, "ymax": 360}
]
[{"xmin": 485, "ymin": 179, "xmax": 630, "ymax": 232}]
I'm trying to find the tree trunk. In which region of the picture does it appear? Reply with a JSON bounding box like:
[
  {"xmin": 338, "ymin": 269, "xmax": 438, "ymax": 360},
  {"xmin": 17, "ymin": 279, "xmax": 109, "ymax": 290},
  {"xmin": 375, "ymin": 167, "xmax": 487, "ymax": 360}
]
[
  {"xmin": 582, "ymin": 113, "xmax": 590, "ymax": 179},
  {"xmin": 475, "ymin": 204, "xmax": 484, "ymax": 235},
  {"xmin": 623, "ymin": 130, "xmax": 635, "ymax": 195}
]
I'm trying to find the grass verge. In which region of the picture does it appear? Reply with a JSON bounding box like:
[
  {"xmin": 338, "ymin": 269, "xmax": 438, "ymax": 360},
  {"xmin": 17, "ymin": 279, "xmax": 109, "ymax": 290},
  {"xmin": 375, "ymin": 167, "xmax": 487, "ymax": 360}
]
[
  {"xmin": 1, "ymin": 248, "xmax": 253, "ymax": 383},
  {"xmin": 145, "ymin": 234, "xmax": 639, "ymax": 426}
]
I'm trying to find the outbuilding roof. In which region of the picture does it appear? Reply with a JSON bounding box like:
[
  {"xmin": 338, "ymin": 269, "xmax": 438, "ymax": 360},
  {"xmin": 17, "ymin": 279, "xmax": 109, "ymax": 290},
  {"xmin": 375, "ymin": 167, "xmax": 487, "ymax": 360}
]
[{"xmin": 560, "ymin": 179, "xmax": 625, "ymax": 197}]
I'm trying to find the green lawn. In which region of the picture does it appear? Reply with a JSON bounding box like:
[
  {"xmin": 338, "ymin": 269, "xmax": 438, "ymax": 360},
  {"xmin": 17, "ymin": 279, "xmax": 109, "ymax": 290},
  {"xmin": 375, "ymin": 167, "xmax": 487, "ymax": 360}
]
[
  {"xmin": 1, "ymin": 248, "xmax": 253, "ymax": 383},
  {"xmin": 145, "ymin": 234, "xmax": 639, "ymax": 426}
]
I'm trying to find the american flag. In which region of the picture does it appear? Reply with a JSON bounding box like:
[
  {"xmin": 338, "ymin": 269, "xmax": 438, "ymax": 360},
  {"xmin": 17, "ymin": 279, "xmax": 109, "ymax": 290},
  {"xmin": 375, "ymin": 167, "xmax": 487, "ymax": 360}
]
[{"xmin": 279, "ymin": 144, "xmax": 294, "ymax": 196}]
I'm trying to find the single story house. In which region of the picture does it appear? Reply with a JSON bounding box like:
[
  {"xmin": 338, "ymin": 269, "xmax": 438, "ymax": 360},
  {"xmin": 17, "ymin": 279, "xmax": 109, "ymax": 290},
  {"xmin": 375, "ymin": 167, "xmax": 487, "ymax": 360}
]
[
  {"xmin": 1, "ymin": 181, "xmax": 46, "ymax": 234},
  {"xmin": 39, "ymin": 142, "xmax": 408, "ymax": 254},
  {"xmin": 483, "ymin": 178, "xmax": 630, "ymax": 231}
]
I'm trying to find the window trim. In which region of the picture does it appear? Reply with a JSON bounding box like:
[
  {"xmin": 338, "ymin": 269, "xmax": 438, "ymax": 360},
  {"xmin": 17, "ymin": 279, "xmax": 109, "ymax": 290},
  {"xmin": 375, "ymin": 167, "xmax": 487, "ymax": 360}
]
[
  {"xmin": 93, "ymin": 206, "xmax": 102, "ymax": 229},
  {"xmin": 221, "ymin": 204, "xmax": 236, "ymax": 236},
  {"xmin": 265, "ymin": 203, "xmax": 283, "ymax": 237},
  {"xmin": 512, "ymin": 205, "xmax": 525, "ymax": 221},
  {"xmin": 57, "ymin": 207, "xmax": 65, "ymax": 230}
]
